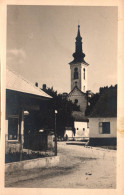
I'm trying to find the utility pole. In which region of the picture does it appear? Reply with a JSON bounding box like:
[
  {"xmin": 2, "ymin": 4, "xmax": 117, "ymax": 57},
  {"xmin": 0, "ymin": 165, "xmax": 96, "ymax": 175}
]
[{"xmin": 55, "ymin": 110, "xmax": 58, "ymax": 156}]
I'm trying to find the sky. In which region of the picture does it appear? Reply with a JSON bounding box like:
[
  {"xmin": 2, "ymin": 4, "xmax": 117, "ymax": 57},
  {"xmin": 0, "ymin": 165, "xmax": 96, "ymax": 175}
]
[{"xmin": 7, "ymin": 5, "xmax": 118, "ymax": 93}]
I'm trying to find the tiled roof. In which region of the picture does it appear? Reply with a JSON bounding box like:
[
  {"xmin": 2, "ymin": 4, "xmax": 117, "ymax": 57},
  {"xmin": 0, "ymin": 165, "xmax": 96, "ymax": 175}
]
[
  {"xmin": 89, "ymin": 88, "xmax": 117, "ymax": 117},
  {"xmin": 6, "ymin": 68, "xmax": 52, "ymax": 99}
]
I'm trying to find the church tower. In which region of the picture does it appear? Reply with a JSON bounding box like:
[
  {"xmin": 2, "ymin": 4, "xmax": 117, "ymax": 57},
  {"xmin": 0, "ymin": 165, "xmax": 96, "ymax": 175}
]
[
  {"xmin": 69, "ymin": 25, "xmax": 89, "ymax": 93},
  {"xmin": 67, "ymin": 25, "xmax": 90, "ymax": 139}
]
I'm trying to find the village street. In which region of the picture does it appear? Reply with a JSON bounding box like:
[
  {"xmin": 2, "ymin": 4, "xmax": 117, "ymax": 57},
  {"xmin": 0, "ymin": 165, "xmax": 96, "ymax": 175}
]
[{"xmin": 5, "ymin": 142, "xmax": 116, "ymax": 189}]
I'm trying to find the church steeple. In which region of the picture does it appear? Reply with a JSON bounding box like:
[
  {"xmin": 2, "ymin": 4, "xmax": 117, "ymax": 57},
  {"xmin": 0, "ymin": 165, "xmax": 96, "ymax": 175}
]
[
  {"xmin": 70, "ymin": 25, "xmax": 88, "ymax": 65},
  {"xmin": 69, "ymin": 25, "xmax": 89, "ymax": 92},
  {"xmin": 77, "ymin": 24, "xmax": 81, "ymax": 37}
]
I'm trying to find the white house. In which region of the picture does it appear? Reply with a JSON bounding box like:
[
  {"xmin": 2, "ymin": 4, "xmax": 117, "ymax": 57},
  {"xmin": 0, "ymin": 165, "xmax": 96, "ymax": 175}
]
[
  {"xmin": 88, "ymin": 88, "xmax": 117, "ymax": 146},
  {"xmin": 74, "ymin": 120, "xmax": 89, "ymax": 140},
  {"xmin": 64, "ymin": 112, "xmax": 89, "ymax": 141},
  {"xmin": 64, "ymin": 127, "xmax": 74, "ymax": 140}
]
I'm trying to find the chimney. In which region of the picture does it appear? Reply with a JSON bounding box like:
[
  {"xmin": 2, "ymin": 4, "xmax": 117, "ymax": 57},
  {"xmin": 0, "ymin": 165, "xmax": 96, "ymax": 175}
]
[
  {"xmin": 35, "ymin": 82, "xmax": 38, "ymax": 87},
  {"xmin": 42, "ymin": 84, "xmax": 46, "ymax": 90}
]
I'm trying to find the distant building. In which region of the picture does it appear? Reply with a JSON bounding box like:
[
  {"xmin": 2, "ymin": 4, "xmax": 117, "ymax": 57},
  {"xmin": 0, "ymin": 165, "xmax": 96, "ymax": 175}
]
[
  {"xmin": 88, "ymin": 87, "xmax": 117, "ymax": 146},
  {"xmin": 61, "ymin": 92, "xmax": 68, "ymax": 100},
  {"xmin": 73, "ymin": 115, "xmax": 89, "ymax": 140},
  {"xmin": 64, "ymin": 127, "xmax": 74, "ymax": 140}
]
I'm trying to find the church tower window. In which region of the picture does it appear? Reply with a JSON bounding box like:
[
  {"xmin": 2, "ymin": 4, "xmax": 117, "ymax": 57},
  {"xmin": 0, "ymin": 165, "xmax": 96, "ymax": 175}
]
[
  {"xmin": 74, "ymin": 99, "xmax": 78, "ymax": 104},
  {"xmin": 83, "ymin": 68, "xmax": 85, "ymax": 80},
  {"xmin": 74, "ymin": 67, "xmax": 78, "ymax": 79}
]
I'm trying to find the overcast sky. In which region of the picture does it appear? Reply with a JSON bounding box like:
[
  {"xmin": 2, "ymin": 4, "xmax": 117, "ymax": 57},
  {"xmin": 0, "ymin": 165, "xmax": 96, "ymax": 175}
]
[{"xmin": 7, "ymin": 5, "xmax": 117, "ymax": 93}]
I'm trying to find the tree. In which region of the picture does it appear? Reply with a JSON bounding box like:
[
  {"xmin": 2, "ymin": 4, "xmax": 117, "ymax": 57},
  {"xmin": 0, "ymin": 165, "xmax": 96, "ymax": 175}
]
[{"xmin": 42, "ymin": 86, "xmax": 80, "ymax": 136}]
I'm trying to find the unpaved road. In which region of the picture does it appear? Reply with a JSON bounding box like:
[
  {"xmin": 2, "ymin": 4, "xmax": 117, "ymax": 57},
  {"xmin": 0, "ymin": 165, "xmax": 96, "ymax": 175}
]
[{"xmin": 5, "ymin": 142, "xmax": 116, "ymax": 188}]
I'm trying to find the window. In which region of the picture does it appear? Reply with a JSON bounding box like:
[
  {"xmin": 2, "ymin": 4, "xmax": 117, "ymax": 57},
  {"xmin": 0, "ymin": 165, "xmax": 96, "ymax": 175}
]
[
  {"xmin": 87, "ymin": 122, "xmax": 89, "ymax": 128},
  {"xmin": 83, "ymin": 68, "xmax": 85, "ymax": 80},
  {"xmin": 74, "ymin": 67, "xmax": 78, "ymax": 79},
  {"xmin": 74, "ymin": 99, "xmax": 78, "ymax": 104},
  {"xmin": 77, "ymin": 128, "xmax": 79, "ymax": 130},
  {"xmin": 83, "ymin": 86, "xmax": 85, "ymax": 92},
  {"xmin": 75, "ymin": 81, "xmax": 77, "ymax": 86},
  {"xmin": 8, "ymin": 117, "xmax": 19, "ymax": 140},
  {"xmin": 99, "ymin": 122, "xmax": 110, "ymax": 134},
  {"xmin": 83, "ymin": 128, "xmax": 85, "ymax": 131}
]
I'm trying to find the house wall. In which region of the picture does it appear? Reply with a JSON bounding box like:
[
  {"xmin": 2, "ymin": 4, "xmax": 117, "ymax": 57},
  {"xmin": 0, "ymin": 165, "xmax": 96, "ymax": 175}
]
[
  {"xmin": 5, "ymin": 113, "xmax": 21, "ymax": 153},
  {"xmin": 74, "ymin": 121, "xmax": 89, "ymax": 138},
  {"xmin": 89, "ymin": 117, "xmax": 117, "ymax": 138},
  {"xmin": 5, "ymin": 111, "xmax": 24, "ymax": 153},
  {"xmin": 64, "ymin": 130, "xmax": 74, "ymax": 138}
]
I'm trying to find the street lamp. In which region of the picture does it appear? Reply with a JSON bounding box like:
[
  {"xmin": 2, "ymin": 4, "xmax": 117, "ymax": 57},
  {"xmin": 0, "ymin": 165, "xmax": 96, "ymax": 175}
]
[{"xmin": 55, "ymin": 110, "xmax": 58, "ymax": 156}]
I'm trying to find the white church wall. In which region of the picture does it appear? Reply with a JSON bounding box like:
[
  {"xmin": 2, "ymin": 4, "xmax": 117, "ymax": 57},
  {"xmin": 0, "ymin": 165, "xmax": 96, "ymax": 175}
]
[
  {"xmin": 70, "ymin": 63, "xmax": 81, "ymax": 90},
  {"xmin": 68, "ymin": 88, "xmax": 87, "ymax": 114},
  {"xmin": 81, "ymin": 64, "xmax": 88, "ymax": 93}
]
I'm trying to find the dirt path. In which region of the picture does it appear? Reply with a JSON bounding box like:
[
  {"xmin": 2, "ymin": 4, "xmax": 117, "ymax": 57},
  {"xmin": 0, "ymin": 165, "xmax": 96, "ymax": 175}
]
[{"xmin": 5, "ymin": 142, "xmax": 116, "ymax": 188}]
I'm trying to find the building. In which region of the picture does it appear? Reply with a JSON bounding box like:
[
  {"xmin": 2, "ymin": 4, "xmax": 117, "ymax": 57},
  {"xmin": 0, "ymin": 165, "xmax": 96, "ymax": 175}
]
[
  {"xmin": 74, "ymin": 116, "xmax": 89, "ymax": 140},
  {"xmin": 88, "ymin": 87, "xmax": 117, "ymax": 146},
  {"xmin": 64, "ymin": 127, "xmax": 74, "ymax": 140},
  {"xmin": 69, "ymin": 25, "xmax": 89, "ymax": 93},
  {"xmin": 5, "ymin": 68, "xmax": 55, "ymax": 156},
  {"xmin": 67, "ymin": 25, "xmax": 89, "ymax": 139}
]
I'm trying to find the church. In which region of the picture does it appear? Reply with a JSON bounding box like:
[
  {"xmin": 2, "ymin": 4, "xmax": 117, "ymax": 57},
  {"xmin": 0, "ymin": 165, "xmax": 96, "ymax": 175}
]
[{"xmin": 65, "ymin": 25, "xmax": 90, "ymax": 140}]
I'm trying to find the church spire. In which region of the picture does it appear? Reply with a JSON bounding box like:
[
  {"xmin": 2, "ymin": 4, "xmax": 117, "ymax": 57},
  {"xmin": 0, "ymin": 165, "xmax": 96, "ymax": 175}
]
[
  {"xmin": 69, "ymin": 25, "xmax": 88, "ymax": 65},
  {"xmin": 77, "ymin": 25, "xmax": 81, "ymax": 38}
]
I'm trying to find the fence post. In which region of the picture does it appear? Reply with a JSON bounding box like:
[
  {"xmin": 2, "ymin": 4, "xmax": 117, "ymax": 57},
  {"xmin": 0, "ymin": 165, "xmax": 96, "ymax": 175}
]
[{"xmin": 19, "ymin": 108, "xmax": 24, "ymax": 161}]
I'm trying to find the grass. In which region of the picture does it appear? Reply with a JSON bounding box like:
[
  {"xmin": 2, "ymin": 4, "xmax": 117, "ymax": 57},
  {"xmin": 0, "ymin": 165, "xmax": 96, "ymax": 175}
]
[{"xmin": 5, "ymin": 151, "xmax": 54, "ymax": 163}]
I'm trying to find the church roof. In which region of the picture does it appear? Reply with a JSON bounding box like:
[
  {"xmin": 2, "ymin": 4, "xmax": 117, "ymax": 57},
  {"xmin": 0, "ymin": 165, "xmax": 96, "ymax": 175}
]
[
  {"xmin": 69, "ymin": 60, "xmax": 89, "ymax": 66},
  {"xmin": 67, "ymin": 86, "xmax": 86, "ymax": 97},
  {"xmin": 6, "ymin": 68, "xmax": 52, "ymax": 99},
  {"xmin": 69, "ymin": 25, "xmax": 89, "ymax": 66}
]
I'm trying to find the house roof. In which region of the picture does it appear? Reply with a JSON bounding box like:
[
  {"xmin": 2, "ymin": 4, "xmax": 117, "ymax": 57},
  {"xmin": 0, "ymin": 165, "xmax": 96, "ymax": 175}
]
[
  {"xmin": 6, "ymin": 68, "xmax": 52, "ymax": 99},
  {"xmin": 89, "ymin": 88, "xmax": 117, "ymax": 118}
]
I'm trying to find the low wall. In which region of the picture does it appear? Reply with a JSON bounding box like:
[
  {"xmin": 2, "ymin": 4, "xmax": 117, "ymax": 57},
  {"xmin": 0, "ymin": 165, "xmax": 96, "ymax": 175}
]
[{"xmin": 5, "ymin": 156, "xmax": 59, "ymax": 173}]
